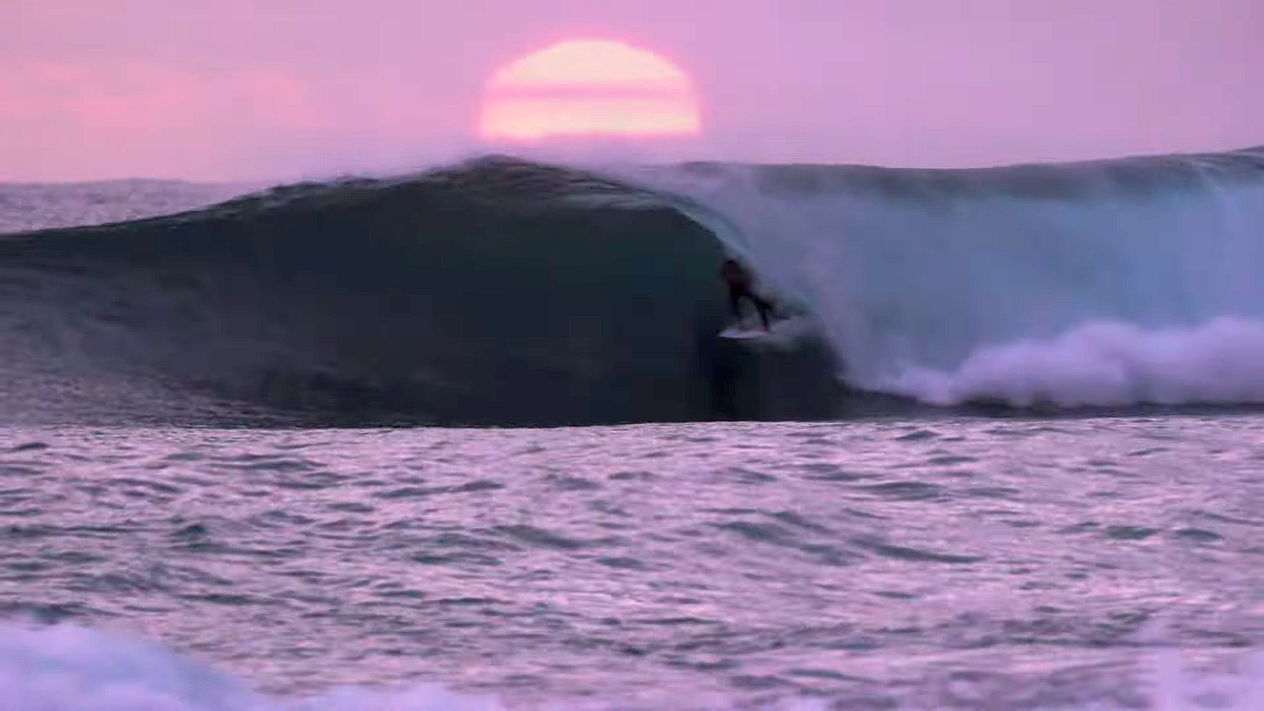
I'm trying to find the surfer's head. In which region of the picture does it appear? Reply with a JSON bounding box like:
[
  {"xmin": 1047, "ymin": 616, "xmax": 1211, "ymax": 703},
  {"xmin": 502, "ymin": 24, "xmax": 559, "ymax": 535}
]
[{"xmin": 722, "ymin": 258, "xmax": 748, "ymax": 285}]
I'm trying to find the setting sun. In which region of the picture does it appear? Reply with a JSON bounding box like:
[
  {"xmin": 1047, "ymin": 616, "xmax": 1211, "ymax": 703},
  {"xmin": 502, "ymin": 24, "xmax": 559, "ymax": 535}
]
[{"xmin": 478, "ymin": 39, "xmax": 702, "ymax": 142}]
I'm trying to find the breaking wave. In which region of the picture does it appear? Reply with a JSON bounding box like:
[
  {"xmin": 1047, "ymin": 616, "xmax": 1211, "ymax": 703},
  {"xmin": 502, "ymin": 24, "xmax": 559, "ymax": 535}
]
[{"xmin": 1, "ymin": 146, "xmax": 1263, "ymax": 425}]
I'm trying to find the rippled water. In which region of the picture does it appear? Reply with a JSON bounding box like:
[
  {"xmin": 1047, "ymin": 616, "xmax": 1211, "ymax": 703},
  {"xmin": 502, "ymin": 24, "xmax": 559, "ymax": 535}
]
[
  {"xmin": 0, "ymin": 416, "xmax": 1260, "ymax": 708},
  {"xmin": 0, "ymin": 180, "xmax": 251, "ymax": 234}
]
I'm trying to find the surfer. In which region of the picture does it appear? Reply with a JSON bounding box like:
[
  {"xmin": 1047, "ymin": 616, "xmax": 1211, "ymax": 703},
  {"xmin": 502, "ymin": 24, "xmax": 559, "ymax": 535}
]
[{"xmin": 722, "ymin": 258, "xmax": 774, "ymax": 331}]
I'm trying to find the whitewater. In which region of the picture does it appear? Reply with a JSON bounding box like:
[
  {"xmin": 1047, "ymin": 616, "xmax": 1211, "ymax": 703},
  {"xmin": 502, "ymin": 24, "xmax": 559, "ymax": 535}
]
[
  {"xmin": 630, "ymin": 146, "xmax": 1264, "ymax": 409},
  {"xmin": 0, "ymin": 146, "xmax": 1261, "ymax": 709}
]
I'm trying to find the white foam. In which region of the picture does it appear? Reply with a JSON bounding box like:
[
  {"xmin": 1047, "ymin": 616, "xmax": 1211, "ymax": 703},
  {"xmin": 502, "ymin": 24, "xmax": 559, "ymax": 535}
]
[
  {"xmin": 632, "ymin": 151, "xmax": 1264, "ymax": 407},
  {"xmin": 1104, "ymin": 649, "xmax": 1264, "ymax": 711},
  {"xmin": 0, "ymin": 624, "xmax": 501, "ymax": 711},
  {"xmin": 0, "ymin": 623, "xmax": 1258, "ymax": 710},
  {"xmin": 881, "ymin": 316, "xmax": 1264, "ymax": 406}
]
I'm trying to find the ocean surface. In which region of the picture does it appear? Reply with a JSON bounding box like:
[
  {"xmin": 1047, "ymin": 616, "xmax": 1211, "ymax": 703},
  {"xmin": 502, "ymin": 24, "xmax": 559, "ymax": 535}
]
[{"xmin": 0, "ymin": 149, "xmax": 1262, "ymax": 709}]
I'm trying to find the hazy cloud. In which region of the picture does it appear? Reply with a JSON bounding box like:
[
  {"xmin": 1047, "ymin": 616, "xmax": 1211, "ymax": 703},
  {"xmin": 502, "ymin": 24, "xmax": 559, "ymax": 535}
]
[{"xmin": 3, "ymin": 0, "xmax": 1262, "ymax": 180}]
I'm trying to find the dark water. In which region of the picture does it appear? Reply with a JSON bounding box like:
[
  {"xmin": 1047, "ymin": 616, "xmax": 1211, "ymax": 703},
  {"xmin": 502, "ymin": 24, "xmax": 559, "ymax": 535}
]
[
  {"xmin": 0, "ymin": 417, "xmax": 1259, "ymax": 709},
  {"xmin": 0, "ymin": 159, "xmax": 853, "ymax": 427}
]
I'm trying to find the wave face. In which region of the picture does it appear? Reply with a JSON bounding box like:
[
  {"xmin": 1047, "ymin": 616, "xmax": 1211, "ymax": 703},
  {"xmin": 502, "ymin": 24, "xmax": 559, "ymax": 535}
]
[
  {"xmin": 2, "ymin": 147, "xmax": 1264, "ymax": 425},
  {"xmin": 640, "ymin": 146, "xmax": 1264, "ymax": 407},
  {"xmin": 0, "ymin": 159, "xmax": 847, "ymax": 426}
]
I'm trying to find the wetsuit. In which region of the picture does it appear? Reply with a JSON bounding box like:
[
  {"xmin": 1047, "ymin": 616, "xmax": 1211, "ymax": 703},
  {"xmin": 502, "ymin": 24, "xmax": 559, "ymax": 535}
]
[{"xmin": 722, "ymin": 259, "xmax": 773, "ymax": 330}]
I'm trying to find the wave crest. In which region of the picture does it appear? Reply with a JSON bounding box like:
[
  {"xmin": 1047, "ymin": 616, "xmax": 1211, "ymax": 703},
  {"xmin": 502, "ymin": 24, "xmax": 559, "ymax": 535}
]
[{"xmin": 4, "ymin": 146, "xmax": 1264, "ymax": 423}]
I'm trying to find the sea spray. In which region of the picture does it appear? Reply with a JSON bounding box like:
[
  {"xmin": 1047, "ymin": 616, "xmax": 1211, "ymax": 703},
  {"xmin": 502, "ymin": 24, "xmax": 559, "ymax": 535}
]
[{"xmin": 638, "ymin": 147, "xmax": 1264, "ymax": 406}]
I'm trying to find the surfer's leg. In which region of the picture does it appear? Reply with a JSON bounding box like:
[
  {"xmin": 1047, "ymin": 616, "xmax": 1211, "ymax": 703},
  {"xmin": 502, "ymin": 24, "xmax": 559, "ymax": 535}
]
[
  {"xmin": 728, "ymin": 290, "xmax": 744, "ymax": 324},
  {"xmin": 754, "ymin": 297, "xmax": 773, "ymax": 330}
]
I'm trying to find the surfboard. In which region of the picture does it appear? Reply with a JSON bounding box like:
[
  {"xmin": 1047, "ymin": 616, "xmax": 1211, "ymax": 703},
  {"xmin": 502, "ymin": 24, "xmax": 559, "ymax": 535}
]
[{"xmin": 719, "ymin": 326, "xmax": 771, "ymax": 339}]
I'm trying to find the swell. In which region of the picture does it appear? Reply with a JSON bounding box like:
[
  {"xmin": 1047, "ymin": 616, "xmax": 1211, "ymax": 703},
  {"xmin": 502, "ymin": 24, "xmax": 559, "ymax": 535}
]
[{"xmin": 0, "ymin": 157, "xmax": 847, "ymax": 426}]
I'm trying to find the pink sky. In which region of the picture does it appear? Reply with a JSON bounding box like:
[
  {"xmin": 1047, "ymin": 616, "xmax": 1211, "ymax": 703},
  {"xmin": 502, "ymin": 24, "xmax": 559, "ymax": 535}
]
[{"xmin": 4, "ymin": 0, "xmax": 1262, "ymax": 181}]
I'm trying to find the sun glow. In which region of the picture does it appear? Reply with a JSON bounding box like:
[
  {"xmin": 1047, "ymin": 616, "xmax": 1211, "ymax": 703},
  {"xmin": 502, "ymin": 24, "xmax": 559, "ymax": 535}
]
[{"xmin": 478, "ymin": 39, "xmax": 702, "ymax": 142}]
